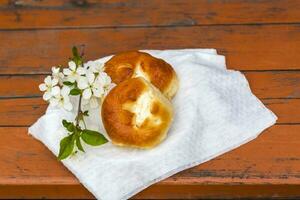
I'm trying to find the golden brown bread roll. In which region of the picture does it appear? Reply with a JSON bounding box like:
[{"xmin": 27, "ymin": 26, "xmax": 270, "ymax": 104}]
[
  {"xmin": 104, "ymin": 51, "xmax": 179, "ymax": 99},
  {"xmin": 101, "ymin": 77, "xmax": 173, "ymax": 148}
]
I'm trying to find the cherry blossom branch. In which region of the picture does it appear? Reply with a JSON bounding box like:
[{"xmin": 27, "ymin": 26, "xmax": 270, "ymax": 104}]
[
  {"xmin": 39, "ymin": 46, "xmax": 114, "ymax": 160},
  {"xmin": 75, "ymin": 94, "xmax": 82, "ymax": 126}
]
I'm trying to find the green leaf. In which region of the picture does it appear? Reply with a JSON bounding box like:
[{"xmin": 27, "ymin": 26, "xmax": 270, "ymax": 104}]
[
  {"xmin": 62, "ymin": 120, "xmax": 74, "ymax": 132},
  {"xmin": 63, "ymin": 81, "xmax": 74, "ymax": 86},
  {"xmin": 81, "ymin": 129, "xmax": 108, "ymax": 146},
  {"xmin": 62, "ymin": 119, "xmax": 72, "ymax": 128},
  {"xmin": 75, "ymin": 134, "xmax": 85, "ymax": 152},
  {"xmin": 58, "ymin": 134, "xmax": 75, "ymax": 160},
  {"xmin": 67, "ymin": 124, "xmax": 74, "ymax": 132},
  {"xmin": 62, "ymin": 119, "xmax": 70, "ymax": 128},
  {"xmin": 72, "ymin": 46, "xmax": 83, "ymax": 66},
  {"xmin": 83, "ymin": 110, "xmax": 89, "ymax": 116},
  {"xmin": 72, "ymin": 46, "xmax": 80, "ymax": 59},
  {"xmin": 70, "ymin": 88, "xmax": 81, "ymax": 95}
]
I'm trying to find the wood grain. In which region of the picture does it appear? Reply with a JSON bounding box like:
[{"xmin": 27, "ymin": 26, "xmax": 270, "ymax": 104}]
[
  {"xmin": 1, "ymin": 71, "xmax": 300, "ymax": 98},
  {"xmin": 1, "ymin": 185, "xmax": 300, "ymax": 199},
  {"xmin": 0, "ymin": 98, "xmax": 46, "ymax": 126},
  {"xmin": 0, "ymin": 75, "xmax": 44, "ymax": 98},
  {"xmin": 1, "ymin": 0, "xmax": 300, "ymax": 29},
  {"xmin": 0, "ymin": 1, "xmax": 299, "ymax": 198},
  {"xmin": 1, "ymin": 24, "xmax": 300, "ymax": 73},
  {"xmin": 264, "ymin": 98, "xmax": 300, "ymax": 124},
  {"xmin": 0, "ymin": 125, "xmax": 299, "ymax": 198}
]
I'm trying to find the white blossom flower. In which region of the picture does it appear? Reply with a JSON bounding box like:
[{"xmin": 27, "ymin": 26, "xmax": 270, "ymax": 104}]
[
  {"xmin": 97, "ymin": 72, "xmax": 113, "ymax": 90},
  {"xmin": 41, "ymin": 58, "xmax": 114, "ymax": 112},
  {"xmin": 84, "ymin": 60, "xmax": 105, "ymax": 74},
  {"xmin": 39, "ymin": 76, "xmax": 60, "ymax": 101},
  {"xmin": 83, "ymin": 61, "xmax": 94, "ymax": 70},
  {"xmin": 63, "ymin": 61, "xmax": 86, "ymax": 83},
  {"xmin": 80, "ymin": 72, "xmax": 114, "ymax": 109},
  {"xmin": 49, "ymin": 86, "xmax": 73, "ymax": 111},
  {"xmin": 92, "ymin": 61, "xmax": 105, "ymax": 74},
  {"xmin": 104, "ymin": 82, "xmax": 116, "ymax": 96},
  {"xmin": 78, "ymin": 72, "xmax": 104, "ymax": 100},
  {"xmin": 51, "ymin": 66, "xmax": 64, "ymax": 85}
]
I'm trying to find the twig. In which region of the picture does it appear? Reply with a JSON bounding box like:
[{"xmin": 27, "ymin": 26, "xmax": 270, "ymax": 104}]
[{"xmin": 76, "ymin": 95, "xmax": 82, "ymax": 126}]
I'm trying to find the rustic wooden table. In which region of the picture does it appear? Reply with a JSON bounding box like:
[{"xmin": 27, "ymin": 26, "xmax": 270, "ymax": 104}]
[{"xmin": 1, "ymin": 0, "xmax": 300, "ymax": 199}]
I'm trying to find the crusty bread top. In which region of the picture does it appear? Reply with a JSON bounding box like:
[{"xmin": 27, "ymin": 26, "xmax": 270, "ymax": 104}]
[{"xmin": 104, "ymin": 51, "xmax": 179, "ymax": 99}]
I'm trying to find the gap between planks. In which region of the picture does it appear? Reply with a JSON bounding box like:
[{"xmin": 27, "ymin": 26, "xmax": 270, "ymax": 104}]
[{"xmin": 1, "ymin": 22, "xmax": 300, "ymax": 32}]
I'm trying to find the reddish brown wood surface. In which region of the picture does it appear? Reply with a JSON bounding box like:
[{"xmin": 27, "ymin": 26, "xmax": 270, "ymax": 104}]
[
  {"xmin": 1, "ymin": 0, "xmax": 300, "ymax": 29},
  {"xmin": 0, "ymin": 125, "xmax": 300, "ymax": 199},
  {"xmin": 0, "ymin": 0, "xmax": 299, "ymax": 199},
  {"xmin": 1, "ymin": 25, "xmax": 300, "ymax": 73},
  {"xmin": 1, "ymin": 184, "xmax": 300, "ymax": 199}
]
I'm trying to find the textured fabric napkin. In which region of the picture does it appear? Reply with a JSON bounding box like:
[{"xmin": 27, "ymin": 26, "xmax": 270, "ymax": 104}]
[{"xmin": 29, "ymin": 49, "xmax": 277, "ymax": 200}]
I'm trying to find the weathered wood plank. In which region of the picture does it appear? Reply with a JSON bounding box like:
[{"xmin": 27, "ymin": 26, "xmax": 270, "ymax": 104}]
[
  {"xmin": 0, "ymin": 98, "xmax": 47, "ymax": 126},
  {"xmin": 1, "ymin": 25, "xmax": 300, "ymax": 73},
  {"xmin": 1, "ymin": 185, "xmax": 300, "ymax": 199},
  {"xmin": 0, "ymin": 125, "xmax": 299, "ymax": 198},
  {"xmin": 0, "ymin": 75, "xmax": 44, "ymax": 97},
  {"xmin": 1, "ymin": 1, "xmax": 298, "ymax": 199},
  {"xmin": 264, "ymin": 98, "xmax": 300, "ymax": 124},
  {"xmin": 2, "ymin": 71, "xmax": 300, "ymax": 98},
  {"xmin": 246, "ymin": 71, "xmax": 300, "ymax": 99},
  {"xmin": 1, "ymin": 0, "xmax": 300, "ymax": 29},
  {"xmin": 0, "ymin": 97, "xmax": 296, "ymax": 126}
]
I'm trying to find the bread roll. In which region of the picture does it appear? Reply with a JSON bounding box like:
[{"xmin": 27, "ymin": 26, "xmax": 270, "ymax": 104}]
[
  {"xmin": 104, "ymin": 51, "xmax": 179, "ymax": 99},
  {"xmin": 101, "ymin": 77, "xmax": 173, "ymax": 148}
]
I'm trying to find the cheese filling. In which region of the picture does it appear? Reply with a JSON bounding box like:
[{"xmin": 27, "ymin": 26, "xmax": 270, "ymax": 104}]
[
  {"xmin": 122, "ymin": 87, "xmax": 157, "ymax": 128},
  {"xmin": 129, "ymin": 91, "xmax": 153, "ymax": 127},
  {"xmin": 132, "ymin": 63, "xmax": 149, "ymax": 81}
]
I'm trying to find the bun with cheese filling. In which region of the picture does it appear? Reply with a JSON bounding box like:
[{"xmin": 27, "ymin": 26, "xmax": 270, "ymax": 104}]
[
  {"xmin": 101, "ymin": 77, "xmax": 173, "ymax": 148},
  {"xmin": 104, "ymin": 51, "xmax": 179, "ymax": 99}
]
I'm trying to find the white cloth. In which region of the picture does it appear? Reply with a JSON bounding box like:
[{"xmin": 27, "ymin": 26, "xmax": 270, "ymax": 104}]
[{"xmin": 29, "ymin": 49, "xmax": 277, "ymax": 200}]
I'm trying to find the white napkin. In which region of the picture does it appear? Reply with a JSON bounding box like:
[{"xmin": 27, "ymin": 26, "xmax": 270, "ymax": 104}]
[{"xmin": 29, "ymin": 49, "xmax": 277, "ymax": 200}]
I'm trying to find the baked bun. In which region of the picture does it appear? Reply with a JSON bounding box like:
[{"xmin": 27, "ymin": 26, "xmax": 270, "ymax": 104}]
[
  {"xmin": 101, "ymin": 77, "xmax": 173, "ymax": 148},
  {"xmin": 104, "ymin": 51, "xmax": 179, "ymax": 99}
]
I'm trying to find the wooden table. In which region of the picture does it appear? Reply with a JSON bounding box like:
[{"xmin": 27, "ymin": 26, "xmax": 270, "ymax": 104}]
[{"xmin": 1, "ymin": 0, "xmax": 300, "ymax": 199}]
